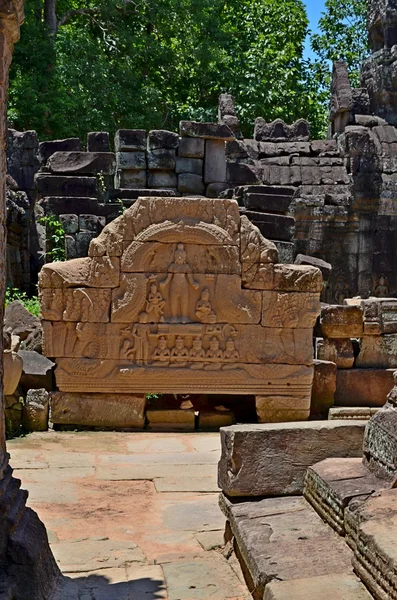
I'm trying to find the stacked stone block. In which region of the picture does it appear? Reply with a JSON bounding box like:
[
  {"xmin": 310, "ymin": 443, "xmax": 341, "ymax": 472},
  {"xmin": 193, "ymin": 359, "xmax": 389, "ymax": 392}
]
[
  {"xmin": 115, "ymin": 129, "xmax": 147, "ymax": 188},
  {"xmin": 147, "ymin": 129, "xmax": 179, "ymax": 190}
]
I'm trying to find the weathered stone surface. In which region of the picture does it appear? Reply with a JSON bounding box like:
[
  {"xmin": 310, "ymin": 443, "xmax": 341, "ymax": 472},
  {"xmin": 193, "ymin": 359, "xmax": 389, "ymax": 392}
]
[
  {"xmin": 241, "ymin": 210, "xmax": 295, "ymax": 242},
  {"xmin": 38, "ymin": 137, "xmax": 81, "ymax": 164},
  {"xmin": 47, "ymin": 152, "xmax": 116, "ymax": 175},
  {"xmin": 51, "ymin": 392, "xmax": 146, "ymax": 428},
  {"xmin": 22, "ymin": 388, "xmax": 49, "ymax": 431},
  {"xmin": 204, "ymin": 139, "xmax": 226, "ymax": 184},
  {"xmin": 177, "ymin": 173, "xmax": 205, "ymax": 195},
  {"xmin": 198, "ymin": 410, "xmax": 235, "ymax": 430},
  {"xmin": 264, "ymin": 574, "xmax": 373, "ymax": 600},
  {"xmin": 180, "ymin": 121, "xmax": 235, "ymax": 140},
  {"xmin": 147, "ymin": 148, "xmax": 176, "ymax": 170},
  {"xmin": 317, "ymin": 338, "xmax": 355, "ymax": 369},
  {"xmin": 362, "ymin": 297, "xmax": 397, "ymax": 335},
  {"xmin": 4, "ymin": 300, "xmax": 41, "ymax": 340},
  {"xmin": 87, "ymin": 131, "xmax": 110, "ymax": 152},
  {"xmin": 356, "ymin": 334, "xmax": 397, "ymax": 368},
  {"xmin": 147, "ymin": 408, "xmax": 195, "ymax": 430},
  {"xmin": 147, "ymin": 129, "xmax": 179, "ymax": 150},
  {"xmin": 245, "ymin": 264, "xmax": 323, "ymax": 293},
  {"xmin": 295, "ymin": 254, "xmax": 332, "ymax": 283},
  {"xmin": 178, "ymin": 136, "xmax": 205, "ymax": 158},
  {"xmin": 35, "ymin": 174, "xmax": 97, "ymax": 198},
  {"xmin": 262, "ymin": 291, "xmax": 320, "ymax": 328},
  {"xmin": 255, "ymin": 394, "xmax": 311, "ymax": 423},
  {"xmin": 147, "ymin": 170, "xmax": 177, "ymax": 188},
  {"xmin": 116, "ymin": 169, "xmax": 147, "ymax": 188},
  {"xmin": 220, "ymin": 494, "xmax": 356, "ymax": 596},
  {"xmin": 175, "ymin": 157, "xmax": 203, "ymax": 175},
  {"xmin": 319, "ymin": 304, "xmax": 364, "ymax": 338},
  {"xmin": 116, "ymin": 151, "xmax": 146, "ymax": 170},
  {"xmin": 218, "ymin": 421, "xmax": 365, "ymax": 497},
  {"xmin": 59, "ymin": 213, "xmax": 78, "ymax": 234},
  {"xmin": 3, "ymin": 349, "xmax": 23, "ymax": 395},
  {"xmin": 335, "ymin": 368, "xmax": 394, "ymax": 407},
  {"xmin": 311, "ymin": 359, "xmax": 337, "ymax": 418},
  {"xmin": 39, "ymin": 256, "xmax": 120, "ymax": 289},
  {"xmin": 18, "ymin": 350, "xmax": 55, "ymax": 391},
  {"xmin": 115, "ymin": 129, "xmax": 146, "ymax": 151}
]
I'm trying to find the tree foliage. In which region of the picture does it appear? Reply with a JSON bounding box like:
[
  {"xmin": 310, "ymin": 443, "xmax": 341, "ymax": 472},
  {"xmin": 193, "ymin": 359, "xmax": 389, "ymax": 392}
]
[{"xmin": 9, "ymin": 0, "xmax": 317, "ymax": 140}]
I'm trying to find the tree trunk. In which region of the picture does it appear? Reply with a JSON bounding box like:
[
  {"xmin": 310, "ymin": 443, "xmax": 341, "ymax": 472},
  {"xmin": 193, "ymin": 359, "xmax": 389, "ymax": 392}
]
[{"xmin": 44, "ymin": 0, "xmax": 57, "ymax": 35}]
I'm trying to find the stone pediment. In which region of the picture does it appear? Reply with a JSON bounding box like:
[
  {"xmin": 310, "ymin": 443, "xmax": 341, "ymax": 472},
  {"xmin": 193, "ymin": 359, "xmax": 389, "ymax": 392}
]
[{"xmin": 39, "ymin": 197, "xmax": 322, "ymax": 415}]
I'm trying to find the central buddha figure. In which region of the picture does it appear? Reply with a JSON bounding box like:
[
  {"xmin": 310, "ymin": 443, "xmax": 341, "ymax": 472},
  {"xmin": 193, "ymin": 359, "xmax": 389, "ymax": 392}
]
[{"xmin": 160, "ymin": 243, "xmax": 199, "ymax": 323}]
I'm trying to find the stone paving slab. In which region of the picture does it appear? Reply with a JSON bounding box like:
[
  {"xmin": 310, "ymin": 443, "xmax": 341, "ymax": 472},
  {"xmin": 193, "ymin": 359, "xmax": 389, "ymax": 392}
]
[{"xmin": 7, "ymin": 431, "xmax": 249, "ymax": 600}]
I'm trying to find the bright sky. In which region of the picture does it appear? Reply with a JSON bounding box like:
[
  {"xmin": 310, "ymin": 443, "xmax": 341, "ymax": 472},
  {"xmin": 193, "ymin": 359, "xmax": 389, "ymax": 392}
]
[{"xmin": 304, "ymin": 0, "xmax": 327, "ymax": 59}]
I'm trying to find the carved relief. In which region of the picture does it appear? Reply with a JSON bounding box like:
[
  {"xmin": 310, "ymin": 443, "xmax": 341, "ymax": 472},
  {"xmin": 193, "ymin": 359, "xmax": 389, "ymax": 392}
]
[
  {"xmin": 63, "ymin": 289, "xmax": 111, "ymax": 323},
  {"xmin": 39, "ymin": 288, "xmax": 64, "ymax": 321},
  {"xmin": 39, "ymin": 197, "xmax": 322, "ymax": 400},
  {"xmin": 374, "ymin": 274, "xmax": 390, "ymax": 297}
]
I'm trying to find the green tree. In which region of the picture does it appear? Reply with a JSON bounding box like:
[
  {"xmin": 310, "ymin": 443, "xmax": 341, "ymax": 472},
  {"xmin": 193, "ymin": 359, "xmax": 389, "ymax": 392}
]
[{"xmin": 8, "ymin": 0, "xmax": 319, "ymax": 140}]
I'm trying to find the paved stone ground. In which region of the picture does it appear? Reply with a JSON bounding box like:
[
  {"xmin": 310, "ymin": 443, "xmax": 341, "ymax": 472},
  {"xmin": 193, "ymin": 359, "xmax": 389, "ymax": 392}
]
[{"xmin": 7, "ymin": 431, "xmax": 251, "ymax": 599}]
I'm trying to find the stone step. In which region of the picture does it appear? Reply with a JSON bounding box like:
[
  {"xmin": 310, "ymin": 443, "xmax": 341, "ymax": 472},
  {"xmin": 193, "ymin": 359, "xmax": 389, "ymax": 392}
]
[
  {"xmin": 263, "ymin": 574, "xmax": 373, "ymax": 599},
  {"xmin": 304, "ymin": 458, "xmax": 384, "ymax": 537},
  {"xmin": 219, "ymin": 493, "xmax": 367, "ymax": 599}
]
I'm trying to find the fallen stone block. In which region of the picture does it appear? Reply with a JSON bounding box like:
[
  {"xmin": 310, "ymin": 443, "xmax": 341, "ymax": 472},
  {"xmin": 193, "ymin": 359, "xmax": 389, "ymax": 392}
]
[
  {"xmin": 335, "ymin": 368, "xmax": 394, "ymax": 407},
  {"xmin": 356, "ymin": 334, "xmax": 397, "ymax": 368},
  {"xmin": 317, "ymin": 338, "xmax": 355, "ymax": 369},
  {"xmin": 18, "ymin": 350, "xmax": 55, "ymax": 392},
  {"xmin": 51, "ymin": 392, "xmax": 146, "ymax": 429},
  {"xmin": 3, "ymin": 350, "xmax": 23, "ymax": 395},
  {"xmin": 295, "ymin": 254, "xmax": 332, "ymax": 283},
  {"xmin": 4, "ymin": 300, "xmax": 41, "ymax": 341},
  {"xmin": 47, "ymin": 152, "xmax": 116, "ymax": 175},
  {"xmin": 38, "ymin": 137, "xmax": 81, "ymax": 164},
  {"xmin": 180, "ymin": 121, "xmax": 235, "ymax": 140},
  {"xmin": 218, "ymin": 421, "xmax": 365, "ymax": 497},
  {"xmin": 22, "ymin": 388, "xmax": 49, "ymax": 431},
  {"xmin": 146, "ymin": 408, "xmax": 195, "ymax": 431}
]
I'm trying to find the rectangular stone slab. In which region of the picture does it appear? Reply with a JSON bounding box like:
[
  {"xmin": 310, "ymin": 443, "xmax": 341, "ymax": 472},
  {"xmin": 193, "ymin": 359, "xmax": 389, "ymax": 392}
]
[
  {"xmin": 264, "ymin": 574, "xmax": 373, "ymax": 599},
  {"xmin": 55, "ymin": 359, "xmax": 313, "ymax": 395},
  {"xmin": 51, "ymin": 392, "xmax": 146, "ymax": 428},
  {"xmin": 218, "ymin": 421, "xmax": 366, "ymax": 497},
  {"xmin": 334, "ymin": 369, "xmax": 395, "ymax": 407},
  {"xmin": 219, "ymin": 494, "xmax": 356, "ymax": 595}
]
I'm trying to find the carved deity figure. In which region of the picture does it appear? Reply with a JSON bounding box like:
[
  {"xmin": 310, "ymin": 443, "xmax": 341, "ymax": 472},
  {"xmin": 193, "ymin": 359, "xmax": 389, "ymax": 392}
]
[
  {"xmin": 160, "ymin": 243, "xmax": 199, "ymax": 323},
  {"xmin": 195, "ymin": 289, "xmax": 216, "ymax": 323},
  {"xmin": 41, "ymin": 289, "xmax": 63, "ymax": 321},
  {"xmin": 146, "ymin": 282, "xmax": 165, "ymax": 322},
  {"xmin": 129, "ymin": 312, "xmax": 150, "ymax": 364},
  {"xmin": 375, "ymin": 275, "xmax": 390, "ymax": 298},
  {"xmin": 206, "ymin": 337, "xmax": 224, "ymax": 360},
  {"xmin": 189, "ymin": 336, "xmax": 206, "ymax": 370},
  {"xmin": 64, "ymin": 289, "xmax": 92, "ymax": 321},
  {"xmin": 152, "ymin": 336, "xmax": 171, "ymax": 365},
  {"xmin": 224, "ymin": 338, "xmax": 239, "ymax": 361},
  {"xmin": 170, "ymin": 335, "xmax": 189, "ymax": 367}
]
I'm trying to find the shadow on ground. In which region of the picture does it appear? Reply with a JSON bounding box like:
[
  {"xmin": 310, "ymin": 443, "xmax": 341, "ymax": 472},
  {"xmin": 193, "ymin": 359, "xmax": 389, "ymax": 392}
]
[{"xmin": 59, "ymin": 573, "xmax": 167, "ymax": 599}]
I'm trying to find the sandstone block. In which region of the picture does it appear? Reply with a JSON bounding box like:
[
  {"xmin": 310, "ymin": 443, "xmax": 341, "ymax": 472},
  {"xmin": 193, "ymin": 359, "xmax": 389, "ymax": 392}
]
[
  {"xmin": 147, "ymin": 170, "xmax": 177, "ymax": 188},
  {"xmin": 62, "ymin": 288, "xmax": 111, "ymax": 322},
  {"xmin": 51, "ymin": 392, "xmax": 146, "ymax": 428},
  {"xmin": 40, "ymin": 196, "xmax": 97, "ymax": 216},
  {"xmin": 59, "ymin": 214, "xmax": 78, "ymax": 234},
  {"xmin": 243, "ymin": 211, "xmax": 295, "ymax": 242},
  {"xmin": 116, "ymin": 151, "xmax": 146, "ymax": 170},
  {"xmin": 226, "ymin": 161, "xmax": 259, "ymax": 184},
  {"xmin": 335, "ymin": 368, "xmax": 394, "ymax": 407},
  {"xmin": 295, "ymin": 254, "xmax": 332, "ymax": 282},
  {"xmin": 87, "ymin": 131, "xmax": 110, "ymax": 152},
  {"xmin": 35, "ymin": 174, "xmax": 97, "ymax": 198},
  {"xmin": 356, "ymin": 334, "xmax": 397, "ymax": 368},
  {"xmin": 245, "ymin": 264, "xmax": 323, "ymax": 293},
  {"xmin": 244, "ymin": 192, "xmax": 293, "ymax": 213},
  {"xmin": 180, "ymin": 121, "xmax": 235, "ymax": 140},
  {"xmin": 311, "ymin": 359, "xmax": 336, "ymax": 418},
  {"xmin": 4, "ymin": 300, "xmax": 41, "ymax": 340},
  {"xmin": 75, "ymin": 231, "xmax": 95, "ymax": 256},
  {"xmin": 178, "ymin": 137, "xmax": 205, "ymax": 158},
  {"xmin": 218, "ymin": 421, "xmax": 366, "ymax": 496},
  {"xmin": 115, "ymin": 129, "xmax": 146, "ymax": 152},
  {"xmin": 261, "ymin": 291, "xmax": 320, "ymax": 328},
  {"xmin": 39, "ymin": 256, "xmax": 120, "ymax": 289},
  {"xmin": 206, "ymin": 183, "xmax": 230, "ymax": 197},
  {"xmin": 175, "ymin": 157, "xmax": 203, "ymax": 175},
  {"xmin": 204, "ymin": 139, "xmax": 226, "ymax": 183},
  {"xmin": 319, "ymin": 304, "xmax": 363, "ymax": 338},
  {"xmin": 147, "ymin": 129, "xmax": 179, "ymax": 150},
  {"xmin": 317, "ymin": 338, "xmax": 355, "ymax": 369},
  {"xmin": 18, "ymin": 350, "xmax": 55, "ymax": 392},
  {"xmin": 328, "ymin": 407, "xmax": 379, "ymax": 420},
  {"xmin": 116, "ymin": 169, "xmax": 146, "ymax": 188},
  {"xmin": 65, "ymin": 235, "xmax": 76, "ymax": 259},
  {"xmin": 362, "ymin": 297, "xmax": 397, "ymax": 335},
  {"xmin": 177, "ymin": 173, "xmax": 205, "ymax": 195},
  {"xmin": 264, "ymin": 575, "xmax": 373, "ymax": 599},
  {"xmin": 146, "ymin": 408, "xmax": 195, "ymax": 430},
  {"xmin": 147, "ymin": 148, "xmax": 176, "ymax": 170},
  {"xmin": 78, "ymin": 214, "xmax": 105, "ymax": 233},
  {"xmin": 47, "ymin": 152, "xmax": 116, "ymax": 175},
  {"xmin": 198, "ymin": 410, "xmax": 235, "ymax": 430},
  {"xmin": 38, "ymin": 138, "xmax": 81, "ymax": 164},
  {"xmin": 22, "ymin": 389, "xmax": 49, "ymax": 431}
]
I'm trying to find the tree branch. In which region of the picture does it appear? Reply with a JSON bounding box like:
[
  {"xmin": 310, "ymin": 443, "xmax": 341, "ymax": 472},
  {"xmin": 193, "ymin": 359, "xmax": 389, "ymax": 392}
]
[{"xmin": 57, "ymin": 8, "xmax": 97, "ymax": 29}]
